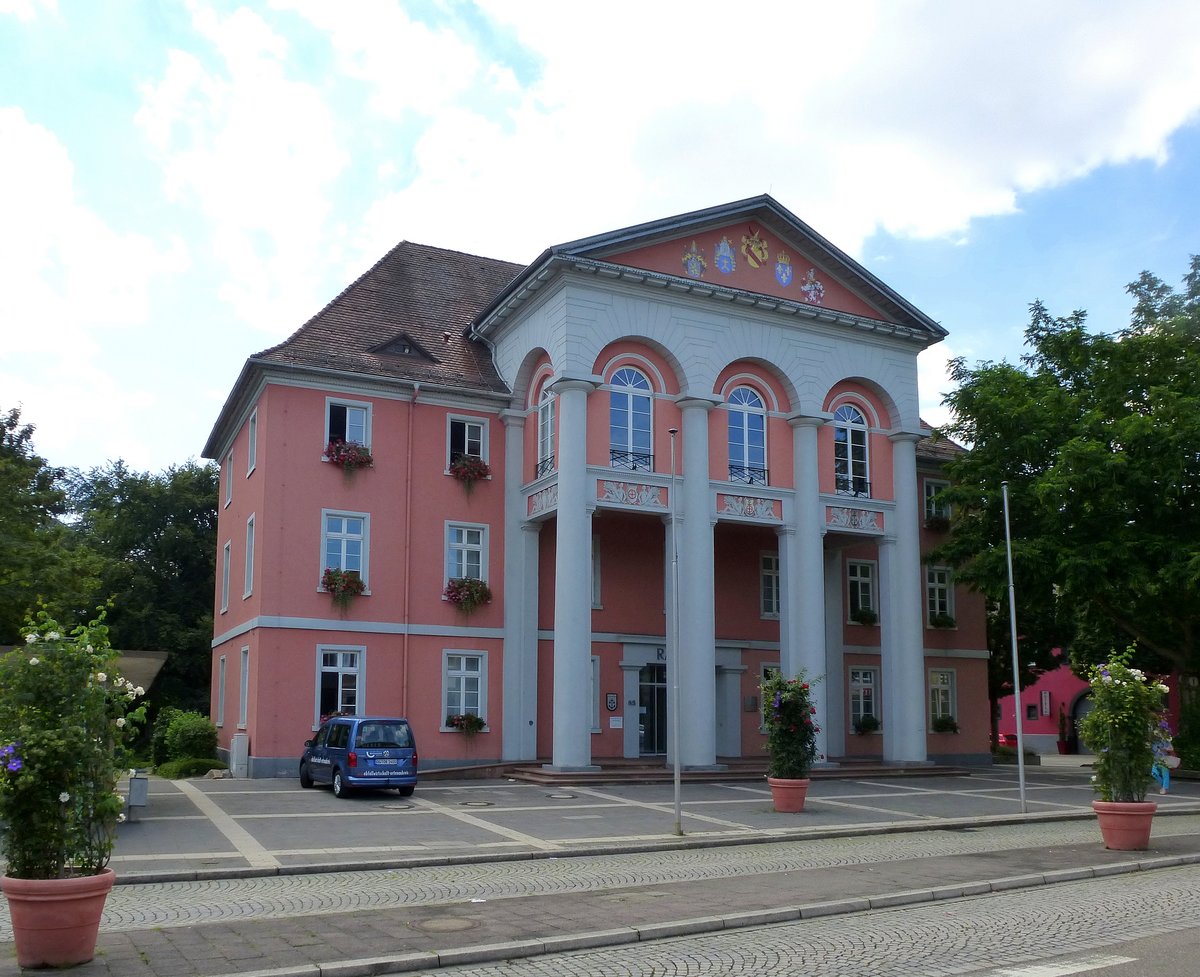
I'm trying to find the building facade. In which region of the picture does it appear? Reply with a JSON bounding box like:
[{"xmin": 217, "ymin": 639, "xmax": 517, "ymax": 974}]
[{"xmin": 204, "ymin": 196, "xmax": 991, "ymax": 777}]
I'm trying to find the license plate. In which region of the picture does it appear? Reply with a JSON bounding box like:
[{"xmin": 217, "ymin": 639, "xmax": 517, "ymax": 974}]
[{"xmin": 373, "ymin": 758, "xmax": 399, "ymax": 765}]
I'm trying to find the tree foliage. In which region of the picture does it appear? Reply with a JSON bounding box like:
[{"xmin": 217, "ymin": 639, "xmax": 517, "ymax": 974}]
[{"xmin": 935, "ymin": 256, "xmax": 1200, "ymax": 677}]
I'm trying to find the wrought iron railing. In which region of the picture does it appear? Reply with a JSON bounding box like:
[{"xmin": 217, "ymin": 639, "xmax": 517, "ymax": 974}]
[
  {"xmin": 609, "ymin": 449, "xmax": 653, "ymax": 472},
  {"xmin": 835, "ymin": 475, "xmax": 872, "ymax": 498},
  {"xmin": 535, "ymin": 455, "xmax": 556, "ymax": 478},
  {"xmin": 728, "ymin": 464, "xmax": 768, "ymax": 486}
]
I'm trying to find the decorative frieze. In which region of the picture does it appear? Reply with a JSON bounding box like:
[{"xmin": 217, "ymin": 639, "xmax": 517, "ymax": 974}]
[
  {"xmin": 528, "ymin": 483, "xmax": 559, "ymax": 517},
  {"xmin": 719, "ymin": 494, "xmax": 780, "ymax": 520},
  {"xmin": 599, "ymin": 480, "xmax": 665, "ymax": 509},
  {"xmin": 827, "ymin": 506, "xmax": 881, "ymax": 532}
]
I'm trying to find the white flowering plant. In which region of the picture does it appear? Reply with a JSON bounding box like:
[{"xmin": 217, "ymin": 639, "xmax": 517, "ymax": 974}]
[
  {"xmin": 0, "ymin": 610, "xmax": 146, "ymax": 879},
  {"xmin": 1077, "ymin": 647, "xmax": 1169, "ymax": 803}
]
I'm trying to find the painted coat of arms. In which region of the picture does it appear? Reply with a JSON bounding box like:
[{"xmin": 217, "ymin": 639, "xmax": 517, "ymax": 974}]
[
  {"xmin": 682, "ymin": 240, "xmax": 707, "ymax": 279},
  {"xmin": 714, "ymin": 236, "xmax": 736, "ymax": 274},
  {"xmin": 800, "ymin": 267, "xmax": 825, "ymax": 304},
  {"xmin": 740, "ymin": 224, "xmax": 770, "ymax": 269},
  {"xmin": 774, "ymin": 251, "xmax": 793, "ymax": 287}
]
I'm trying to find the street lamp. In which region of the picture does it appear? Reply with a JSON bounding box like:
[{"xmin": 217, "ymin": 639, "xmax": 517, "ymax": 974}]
[
  {"xmin": 668, "ymin": 427, "xmax": 682, "ymax": 835},
  {"xmin": 1002, "ymin": 480, "xmax": 1028, "ymax": 814}
]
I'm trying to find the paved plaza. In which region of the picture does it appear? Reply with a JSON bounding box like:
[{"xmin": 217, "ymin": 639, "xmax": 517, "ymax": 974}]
[{"xmin": 2, "ymin": 765, "xmax": 1199, "ymax": 976}]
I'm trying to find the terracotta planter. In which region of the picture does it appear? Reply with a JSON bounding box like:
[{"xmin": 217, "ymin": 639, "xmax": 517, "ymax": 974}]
[
  {"xmin": 1092, "ymin": 800, "xmax": 1157, "ymax": 851},
  {"xmin": 0, "ymin": 867, "xmax": 115, "ymax": 968},
  {"xmin": 1056, "ymin": 740, "xmax": 1070, "ymax": 755},
  {"xmin": 767, "ymin": 776, "xmax": 811, "ymax": 813}
]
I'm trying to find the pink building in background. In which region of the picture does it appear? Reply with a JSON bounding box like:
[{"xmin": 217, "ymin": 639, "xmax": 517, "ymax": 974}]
[{"xmin": 203, "ymin": 196, "xmax": 992, "ymax": 777}]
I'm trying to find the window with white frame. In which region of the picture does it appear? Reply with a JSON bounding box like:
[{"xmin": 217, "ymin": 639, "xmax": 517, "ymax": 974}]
[
  {"xmin": 833, "ymin": 403, "xmax": 870, "ymax": 497},
  {"xmin": 446, "ymin": 522, "xmax": 486, "ymax": 582},
  {"xmin": 316, "ymin": 647, "xmax": 363, "ymax": 723},
  {"xmin": 609, "ymin": 367, "xmax": 652, "ymax": 471},
  {"xmin": 758, "ymin": 663, "xmax": 780, "ymax": 728},
  {"xmin": 224, "ymin": 453, "xmax": 233, "ymax": 507},
  {"xmin": 926, "ymin": 566, "xmax": 954, "ymax": 625},
  {"xmin": 322, "ymin": 511, "xmax": 368, "ymax": 586},
  {"xmin": 537, "ymin": 387, "xmax": 555, "ymax": 477},
  {"xmin": 238, "ymin": 647, "xmax": 249, "ymax": 728},
  {"xmin": 929, "ymin": 669, "xmax": 956, "ymax": 723},
  {"xmin": 728, "ymin": 386, "xmax": 767, "ymax": 484},
  {"xmin": 924, "ymin": 478, "xmax": 950, "ymax": 520},
  {"xmin": 216, "ymin": 655, "xmax": 226, "ymax": 727},
  {"xmin": 448, "ymin": 416, "xmax": 486, "ymax": 466},
  {"xmin": 442, "ymin": 651, "xmax": 486, "ymax": 726},
  {"xmin": 847, "ymin": 560, "xmax": 875, "ymax": 622},
  {"xmin": 850, "ymin": 667, "xmax": 878, "ymax": 727},
  {"xmin": 760, "ymin": 551, "xmax": 780, "ymax": 617},
  {"xmin": 243, "ymin": 515, "xmax": 255, "ymax": 598},
  {"xmin": 247, "ymin": 409, "xmax": 258, "ymax": 474},
  {"xmin": 326, "ymin": 399, "xmax": 370, "ymax": 447},
  {"xmin": 221, "ymin": 541, "xmax": 231, "ymax": 612}
]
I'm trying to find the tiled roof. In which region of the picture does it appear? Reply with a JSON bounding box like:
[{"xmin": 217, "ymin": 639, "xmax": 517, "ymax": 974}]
[
  {"xmin": 916, "ymin": 419, "xmax": 967, "ymax": 462},
  {"xmin": 254, "ymin": 241, "xmax": 524, "ymax": 392}
]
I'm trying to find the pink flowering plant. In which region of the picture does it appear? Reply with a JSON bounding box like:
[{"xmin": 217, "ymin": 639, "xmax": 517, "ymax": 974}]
[
  {"xmin": 321, "ymin": 567, "xmax": 366, "ymax": 608},
  {"xmin": 1077, "ymin": 647, "xmax": 1169, "ymax": 803},
  {"xmin": 448, "ymin": 453, "xmax": 491, "ymax": 492},
  {"xmin": 443, "ymin": 577, "xmax": 492, "ymax": 615},
  {"xmin": 761, "ymin": 670, "xmax": 821, "ymax": 780},
  {"xmin": 0, "ymin": 610, "xmax": 146, "ymax": 879},
  {"xmin": 325, "ymin": 439, "xmax": 374, "ymax": 471},
  {"xmin": 445, "ymin": 713, "xmax": 486, "ymax": 737}
]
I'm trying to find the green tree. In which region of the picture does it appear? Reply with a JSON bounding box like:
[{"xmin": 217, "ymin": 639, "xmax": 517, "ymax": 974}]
[
  {"xmin": 66, "ymin": 460, "xmax": 218, "ymax": 712},
  {"xmin": 935, "ymin": 256, "xmax": 1200, "ymax": 680},
  {"xmin": 0, "ymin": 407, "xmax": 96, "ymax": 641}
]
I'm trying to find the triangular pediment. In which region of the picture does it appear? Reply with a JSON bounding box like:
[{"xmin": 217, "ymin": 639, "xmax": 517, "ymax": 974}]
[{"xmin": 371, "ymin": 332, "xmax": 439, "ymax": 362}]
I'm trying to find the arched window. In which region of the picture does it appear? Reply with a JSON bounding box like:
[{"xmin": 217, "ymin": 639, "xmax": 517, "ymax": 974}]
[
  {"xmin": 728, "ymin": 386, "xmax": 767, "ymax": 485},
  {"xmin": 536, "ymin": 386, "xmax": 555, "ymax": 477},
  {"xmin": 609, "ymin": 367, "xmax": 653, "ymax": 471},
  {"xmin": 833, "ymin": 403, "xmax": 870, "ymax": 497}
]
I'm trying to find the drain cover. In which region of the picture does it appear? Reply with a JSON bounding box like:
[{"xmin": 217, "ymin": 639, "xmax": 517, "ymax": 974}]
[
  {"xmin": 548, "ymin": 792, "xmax": 576, "ymax": 799},
  {"xmin": 460, "ymin": 800, "xmax": 494, "ymax": 807},
  {"xmin": 377, "ymin": 803, "xmax": 413, "ymax": 811},
  {"xmin": 413, "ymin": 917, "xmax": 477, "ymax": 933}
]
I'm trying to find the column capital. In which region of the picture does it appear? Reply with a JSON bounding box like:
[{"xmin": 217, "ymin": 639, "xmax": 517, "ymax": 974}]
[
  {"xmin": 548, "ymin": 373, "xmax": 601, "ymax": 395},
  {"xmin": 786, "ymin": 411, "xmax": 828, "ymax": 430},
  {"xmin": 500, "ymin": 410, "xmax": 526, "ymax": 428},
  {"xmin": 775, "ymin": 524, "xmax": 797, "ymax": 539},
  {"xmin": 675, "ymin": 394, "xmax": 722, "ymax": 412},
  {"xmin": 888, "ymin": 428, "xmax": 927, "ymax": 445}
]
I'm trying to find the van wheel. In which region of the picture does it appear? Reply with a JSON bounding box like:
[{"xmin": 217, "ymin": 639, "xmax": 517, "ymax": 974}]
[
  {"xmin": 332, "ymin": 769, "xmax": 351, "ymax": 798},
  {"xmin": 397, "ymin": 785, "xmax": 414, "ymax": 797},
  {"xmin": 299, "ymin": 762, "xmax": 313, "ymax": 788}
]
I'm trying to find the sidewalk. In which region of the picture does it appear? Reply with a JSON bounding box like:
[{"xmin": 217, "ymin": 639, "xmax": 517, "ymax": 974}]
[{"xmin": 3, "ymin": 768, "xmax": 1199, "ymax": 977}]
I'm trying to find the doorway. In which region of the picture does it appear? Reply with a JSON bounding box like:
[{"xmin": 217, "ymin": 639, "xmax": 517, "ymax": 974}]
[{"xmin": 639, "ymin": 663, "xmax": 667, "ymax": 755}]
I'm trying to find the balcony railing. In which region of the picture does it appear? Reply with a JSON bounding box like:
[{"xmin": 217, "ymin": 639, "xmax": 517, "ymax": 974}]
[
  {"xmin": 835, "ymin": 475, "xmax": 872, "ymax": 498},
  {"xmin": 609, "ymin": 449, "xmax": 653, "ymax": 472},
  {"xmin": 728, "ymin": 464, "xmax": 768, "ymax": 486},
  {"xmin": 535, "ymin": 455, "xmax": 556, "ymax": 478}
]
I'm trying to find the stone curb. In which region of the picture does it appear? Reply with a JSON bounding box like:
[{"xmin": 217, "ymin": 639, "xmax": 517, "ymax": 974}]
[{"xmin": 229, "ymin": 849, "xmax": 1200, "ymax": 977}]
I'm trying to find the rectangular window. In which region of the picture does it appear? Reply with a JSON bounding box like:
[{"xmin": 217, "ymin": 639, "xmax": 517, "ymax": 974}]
[
  {"xmin": 216, "ymin": 655, "xmax": 227, "ymax": 727},
  {"xmin": 322, "ymin": 510, "xmax": 369, "ymax": 587},
  {"xmin": 247, "ymin": 410, "xmax": 258, "ymax": 474},
  {"xmin": 929, "ymin": 669, "xmax": 956, "ymax": 724},
  {"xmin": 221, "ymin": 541, "xmax": 231, "ymax": 613},
  {"xmin": 591, "ymin": 536, "xmax": 601, "ymax": 608},
  {"xmin": 316, "ymin": 647, "xmax": 364, "ymax": 724},
  {"xmin": 446, "ymin": 522, "xmax": 487, "ymax": 581},
  {"xmin": 760, "ymin": 551, "xmax": 780, "ymax": 617},
  {"xmin": 224, "ymin": 453, "xmax": 233, "ymax": 507},
  {"xmin": 847, "ymin": 561, "xmax": 875, "ymax": 621},
  {"xmin": 537, "ymin": 393, "xmax": 555, "ymax": 476},
  {"xmin": 591, "ymin": 655, "xmax": 601, "ymax": 733},
  {"xmin": 924, "ymin": 478, "xmax": 950, "ymax": 520},
  {"xmin": 448, "ymin": 416, "xmax": 486, "ymax": 465},
  {"xmin": 243, "ymin": 515, "xmax": 255, "ymax": 598},
  {"xmin": 850, "ymin": 667, "xmax": 878, "ymax": 727},
  {"xmin": 238, "ymin": 646, "xmax": 249, "ymax": 728},
  {"xmin": 326, "ymin": 399, "xmax": 370, "ymax": 446},
  {"xmin": 926, "ymin": 566, "xmax": 954, "ymax": 624},
  {"xmin": 443, "ymin": 651, "xmax": 487, "ymax": 727}
]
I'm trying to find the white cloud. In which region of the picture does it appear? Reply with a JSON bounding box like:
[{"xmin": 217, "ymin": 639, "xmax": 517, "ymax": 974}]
[{"xmin": 0, "ymin": 0, "xmax": 55, "ymax": 21}]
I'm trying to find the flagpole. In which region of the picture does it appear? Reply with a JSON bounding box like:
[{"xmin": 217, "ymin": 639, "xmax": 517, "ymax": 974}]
[{"xmin": 1001, "ymin": 480, "xmax": 1028, "ymax": 813}]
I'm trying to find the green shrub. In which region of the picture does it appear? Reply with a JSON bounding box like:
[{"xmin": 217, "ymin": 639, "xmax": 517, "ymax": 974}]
[
  {"xmin": 163, "ymin": 711, "xmax": 217, "ymax": 762},
  {"xmin": 151, "ymin": 706, "xmax": 184, "ymax": 766},
  {"xmin": 155, "ymin": 758, "xmax": 228, "ymax": 779}
]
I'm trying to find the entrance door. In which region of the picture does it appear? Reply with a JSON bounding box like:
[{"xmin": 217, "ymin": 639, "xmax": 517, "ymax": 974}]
[{"xmin": 638, "ymin": 663, "xmax": 667, "ymax": 755}]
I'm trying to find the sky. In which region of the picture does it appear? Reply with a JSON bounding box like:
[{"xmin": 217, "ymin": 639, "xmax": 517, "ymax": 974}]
[{"xmin": 3, "ymin": 0, "xmax": 1200, "ymax": 475}]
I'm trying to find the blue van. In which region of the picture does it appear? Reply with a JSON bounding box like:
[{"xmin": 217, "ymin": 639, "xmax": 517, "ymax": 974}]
[{"xmin": 300, "ymin": 715, "xmax": 418, "ymax": 798}]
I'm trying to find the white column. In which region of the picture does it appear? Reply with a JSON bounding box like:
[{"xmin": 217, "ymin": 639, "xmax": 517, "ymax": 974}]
[
  {"xmin": 546, "ymin": 378, "xmax": 596, "ymax": 770},
  {"xmin": 787, "ymin": 414, "xmax": 828, "ymax": 761},
  {"xmin": 499, "ymin": 412, "xmax": 538, "ymax": 761},
  {"xmin": 823, "ymin": 547, "xmax": 846, "ymax": 756},
  {"xmin": 676, "ymin": 398, "xmax": 718, "ymax": 768},
  {"xmin": 880, "ymin": 431, "xmax": 927, "ymax": 763}
]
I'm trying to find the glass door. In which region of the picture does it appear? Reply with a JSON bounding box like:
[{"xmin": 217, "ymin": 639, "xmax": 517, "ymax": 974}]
[{"xmin": 638, "ymin": 663, "xmax": 667, "ymax": 755}]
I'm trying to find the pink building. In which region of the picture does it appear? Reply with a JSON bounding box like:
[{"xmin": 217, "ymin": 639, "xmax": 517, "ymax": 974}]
[{"xmin": 203, "ymin": 196, "xmax": 992, "ymax": 776}]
